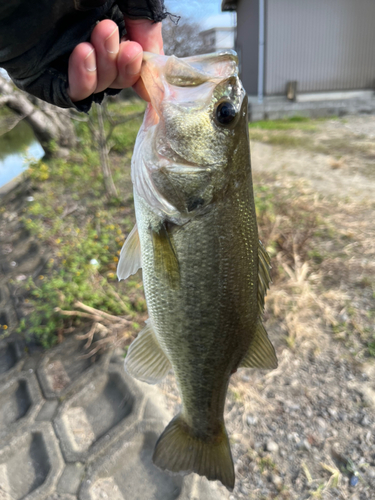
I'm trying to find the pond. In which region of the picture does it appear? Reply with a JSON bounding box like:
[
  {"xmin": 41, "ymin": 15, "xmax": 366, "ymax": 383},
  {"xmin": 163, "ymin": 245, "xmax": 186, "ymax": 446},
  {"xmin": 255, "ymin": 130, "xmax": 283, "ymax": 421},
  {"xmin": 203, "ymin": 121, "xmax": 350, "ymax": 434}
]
[{"xmin": 0, "ymin": 119, "xmax": 44, "ymax": 189}]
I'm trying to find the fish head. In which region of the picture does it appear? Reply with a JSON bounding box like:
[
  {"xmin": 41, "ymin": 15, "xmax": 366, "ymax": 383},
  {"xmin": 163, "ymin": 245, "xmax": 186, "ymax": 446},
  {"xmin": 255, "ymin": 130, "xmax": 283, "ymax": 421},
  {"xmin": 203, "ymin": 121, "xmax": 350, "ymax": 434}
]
[{"xmin": 132, "ymin": 51, "xmax": 249, "ymax": 218}]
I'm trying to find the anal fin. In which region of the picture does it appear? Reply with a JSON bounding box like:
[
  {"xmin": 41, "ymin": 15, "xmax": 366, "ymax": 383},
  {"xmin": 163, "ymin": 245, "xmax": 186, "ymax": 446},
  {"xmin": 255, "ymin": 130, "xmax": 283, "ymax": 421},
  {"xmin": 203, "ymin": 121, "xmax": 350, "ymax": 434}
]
[
  {"xmin": 240, "ymin": 321, "xmax": 278, "ymax": 369},
  {"xmin": 124, "ymin": 319, "xmax": 172, "ymax": 384},
  {"xmin": 117, "ymin": 223, "xmax": 141, "ymax": 281}
]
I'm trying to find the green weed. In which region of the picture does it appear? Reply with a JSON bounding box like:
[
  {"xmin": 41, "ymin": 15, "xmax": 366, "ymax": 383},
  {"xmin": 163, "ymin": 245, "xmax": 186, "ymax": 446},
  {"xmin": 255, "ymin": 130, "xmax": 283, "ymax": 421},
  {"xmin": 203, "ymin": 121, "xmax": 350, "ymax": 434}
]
[
  {"xmin": 367, "ymin": 339, "xmax": 375, "ymax": 357},
  {"xmin": 17, "ymin": 100, "xmax": 146, "ymax": 348},
  {"xmin": 258, "ymin": 456, "xmax": 276, "ymax": 473},
  {"xmin": 249, "ymin": 116, "xmax": 317, "ymax": 131}
]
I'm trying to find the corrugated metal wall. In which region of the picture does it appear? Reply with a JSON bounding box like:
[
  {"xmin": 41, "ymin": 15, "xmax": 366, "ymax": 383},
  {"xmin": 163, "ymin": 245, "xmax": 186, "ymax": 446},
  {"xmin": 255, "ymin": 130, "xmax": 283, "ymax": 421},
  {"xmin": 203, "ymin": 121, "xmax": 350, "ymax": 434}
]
[
  {"xmin": 236, "ymin": 0, "xmax": 259, "ymax": 95},
  {"xmin": 265, "ymin": 0, "xmax": 375, "ymax": 94}
]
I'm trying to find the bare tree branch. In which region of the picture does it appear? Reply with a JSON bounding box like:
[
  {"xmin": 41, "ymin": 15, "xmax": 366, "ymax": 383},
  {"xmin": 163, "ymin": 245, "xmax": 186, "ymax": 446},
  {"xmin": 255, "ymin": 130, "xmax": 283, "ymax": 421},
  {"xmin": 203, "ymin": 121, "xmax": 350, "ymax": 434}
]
[
  {"xmin": 105, "ymin": 112, "xmax": 143, "ymax": 144},
  {"xmin": 0, "ymin": 73, "xmax": 76, "ymax": 156},
  {"xmin": 95, "ymin": 103, "xmax": 118, "ymax": 198},
  {"xmin": 163, "ymin": 18, "xmax": 205, "ymax": 57}
]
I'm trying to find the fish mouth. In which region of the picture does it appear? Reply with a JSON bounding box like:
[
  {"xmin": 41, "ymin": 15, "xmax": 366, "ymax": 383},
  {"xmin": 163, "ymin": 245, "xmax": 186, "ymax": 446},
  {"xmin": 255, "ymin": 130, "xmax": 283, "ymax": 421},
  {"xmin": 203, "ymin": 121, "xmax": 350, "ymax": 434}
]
[
  {"xmin": 140, "ymin": 51, "xmax": 240, "ymax": 120},
  {"xmin": 140, "ymin": 51, "xmax": 242, "ymax": 168}
]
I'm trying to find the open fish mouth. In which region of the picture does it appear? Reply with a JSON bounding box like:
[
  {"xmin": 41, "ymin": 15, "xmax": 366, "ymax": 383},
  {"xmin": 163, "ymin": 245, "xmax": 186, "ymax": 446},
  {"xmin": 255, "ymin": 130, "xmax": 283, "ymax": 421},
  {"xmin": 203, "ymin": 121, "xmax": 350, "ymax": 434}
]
[
  {"xmin": 141, "ymin": 50, "xmax": 240, "ymax": 119},
  {"xmin": 139, "ymin": 51, "xmax": 245, "ymax": 168}
]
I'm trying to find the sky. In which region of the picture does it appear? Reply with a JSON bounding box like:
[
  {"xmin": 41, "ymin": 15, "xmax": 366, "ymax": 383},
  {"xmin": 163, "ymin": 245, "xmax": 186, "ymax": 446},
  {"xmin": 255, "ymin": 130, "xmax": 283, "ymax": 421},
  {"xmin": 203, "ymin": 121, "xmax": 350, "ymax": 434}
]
[
  {"xmin": 164, "ymin": 0, "xmax": 235, "ymax": 31},
  {"xmin": 165, "ymin": 0, "xmax": 223, "ymax": 19}
]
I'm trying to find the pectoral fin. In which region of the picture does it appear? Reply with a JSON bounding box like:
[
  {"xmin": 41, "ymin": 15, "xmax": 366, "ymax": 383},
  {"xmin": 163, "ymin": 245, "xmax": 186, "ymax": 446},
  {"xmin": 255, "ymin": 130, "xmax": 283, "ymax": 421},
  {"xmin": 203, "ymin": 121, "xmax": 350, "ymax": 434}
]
[
  {"xmin": 240, "ymin": 321, "xmax": 278, "ymax": 369},
  {"xmin": 117, "ymin": 224, "xmax": 141, "ymax": 281},
  {"xmin": 152, "ymin": 222, "xmax": 180, "ymax": 289},
  {"xmin": 124, "ymin": 319, "xmax": 172, "ymax": 384},
  {"xmin": 258, "ymin": 240, "xmax": 272, "ymax": 316}
]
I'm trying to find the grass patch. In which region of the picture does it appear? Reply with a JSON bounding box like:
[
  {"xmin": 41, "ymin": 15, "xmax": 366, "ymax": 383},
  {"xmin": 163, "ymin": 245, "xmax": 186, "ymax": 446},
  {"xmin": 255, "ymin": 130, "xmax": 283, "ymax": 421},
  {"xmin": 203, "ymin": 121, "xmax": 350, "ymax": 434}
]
[
  {"xmin": 106, "ymin": 99, "xmax": 145, "ymax": 153},
  {"xmin": 367, "ymin": 339, "xmax": 375, "ymax": 357},
  {"xmin": 254, "ymin": 175, "xmax": 320, "ymax": 267},
  {"xmin": 249, "ymin": 117, "xmax": 375, "ymax": 165},
  {"xmin": 254, "ymin": 175, "xmax": 375, "ymax": 356},
  {"xmin": 15, "ymin": 99, "xmax": 147, "ymax": 348},
  {"xmin": 249, "ymin": 130, "xmax": 316, "ymax": 150},
  {"xmin": 249, "ymin": 116, "xmax": 318, "ymax": 131},
  {"xmin": 314, "ymin": 137, "xmax": 375, "ymax": 159},
  {"xmin": 258, "ymin": 456, "xmax": 276, "ymax": 473}
]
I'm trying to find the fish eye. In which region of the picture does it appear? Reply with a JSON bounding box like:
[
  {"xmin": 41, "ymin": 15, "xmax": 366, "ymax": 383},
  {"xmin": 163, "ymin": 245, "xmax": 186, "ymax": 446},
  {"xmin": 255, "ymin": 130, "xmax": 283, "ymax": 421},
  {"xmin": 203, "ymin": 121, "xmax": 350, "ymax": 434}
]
[{"xmin": 215, "ymin": 101, "xmax": 237, "ymax": 126}]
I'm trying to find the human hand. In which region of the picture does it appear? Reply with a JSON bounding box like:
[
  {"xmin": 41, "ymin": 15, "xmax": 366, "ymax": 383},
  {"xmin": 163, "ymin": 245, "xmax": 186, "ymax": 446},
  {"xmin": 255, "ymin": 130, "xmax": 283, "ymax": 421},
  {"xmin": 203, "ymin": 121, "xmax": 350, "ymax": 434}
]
[{"xmin": 67, "ymin": 17, "xmax": 163, "ymax": 103}]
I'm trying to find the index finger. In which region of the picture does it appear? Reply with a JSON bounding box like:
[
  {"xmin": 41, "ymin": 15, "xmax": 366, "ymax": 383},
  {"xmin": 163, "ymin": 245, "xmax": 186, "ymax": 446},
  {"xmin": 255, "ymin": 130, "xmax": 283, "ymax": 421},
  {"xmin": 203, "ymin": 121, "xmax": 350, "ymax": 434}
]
[
  {"xmin": 124, "ymin": 17, "xmax": 164, "ymax": 101},
  {"xmin": 124, "ymin": 17, "xmax": 163, "ymax": 55}
]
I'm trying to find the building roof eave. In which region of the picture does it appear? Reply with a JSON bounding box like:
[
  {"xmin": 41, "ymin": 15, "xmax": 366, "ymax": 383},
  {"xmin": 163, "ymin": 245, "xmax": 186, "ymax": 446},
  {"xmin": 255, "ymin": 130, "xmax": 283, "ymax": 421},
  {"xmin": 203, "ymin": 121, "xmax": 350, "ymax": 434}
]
[{"xmin": 221, "ymin": 0, "xmax": 238, "ymax": 12}]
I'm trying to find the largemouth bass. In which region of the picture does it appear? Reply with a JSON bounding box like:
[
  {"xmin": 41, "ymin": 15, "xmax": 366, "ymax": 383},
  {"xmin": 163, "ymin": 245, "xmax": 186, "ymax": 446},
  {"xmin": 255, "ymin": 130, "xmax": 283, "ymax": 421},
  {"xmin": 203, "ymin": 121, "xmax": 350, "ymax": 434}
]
[{"xmin": 117, "ymin": 50, "xmax": 277, "ymax": 491}]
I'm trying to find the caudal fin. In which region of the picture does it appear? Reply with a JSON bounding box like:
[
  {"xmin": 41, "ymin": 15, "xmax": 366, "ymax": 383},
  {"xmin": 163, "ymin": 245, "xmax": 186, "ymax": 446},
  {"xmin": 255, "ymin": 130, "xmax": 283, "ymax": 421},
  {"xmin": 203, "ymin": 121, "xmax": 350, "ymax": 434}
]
[{"xmin": 152, "ymin": 414, "xmax": 235, "ymax": 491}]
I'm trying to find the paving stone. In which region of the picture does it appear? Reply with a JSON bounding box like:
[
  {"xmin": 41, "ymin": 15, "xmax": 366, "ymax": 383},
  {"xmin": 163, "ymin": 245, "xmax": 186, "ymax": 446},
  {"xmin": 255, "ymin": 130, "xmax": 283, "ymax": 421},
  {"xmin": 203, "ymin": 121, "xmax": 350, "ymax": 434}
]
[
  {"xmin": 46, "ymin": 495, "xmax": 77, "ymax": 500},
  {"xmin": 0, "ymin": 371, "xmax": 43, "ymax": 444},
  {"xmin": 0, "ymin": 423, "xmax": 64, "ymax": 500},
  {"xmin": 37, "ymin": 336, "xmax": 111, "ymax": 400},
  {"xmin": 0, "ymin": 306, "xmax": 18, "ymax": 335},
  {"xmin": 36, "ymin": 400, "xmax": 59, "ymax": 422},
  {"xmin": 0, "ymin": 285, "xmax": 9, "ymax": 307},
  {"xmin": 1, "ymin": 240, "xmax": 48, "ymax": 278},
  {"xmin": 0, "ymin": 337, "xmax": 24, "ymax": 383},
  {"xmin": 80, "ymin": 419, "xmax": 228, "ymax": 500},
  {"xmin": 23, "ymin": 354, "xmax": 43, "ymax": 372},
  {"xmin": 57, "ymin": 463, "xmax": 85, "ymax": 495},
  {"xmin": 182, "ymin": 475, "xmax": 230, "ymax": 500},
  {"xmin": 0, "ymin": 309, "xmax": 9, "ymax": 327},
  {"xmin": 79, "ymin": 420, "xmax": 183, "ymax": 500},
  {"xmin": 54, "ymin": 364, "xmax": 144, "ymax": 463}
]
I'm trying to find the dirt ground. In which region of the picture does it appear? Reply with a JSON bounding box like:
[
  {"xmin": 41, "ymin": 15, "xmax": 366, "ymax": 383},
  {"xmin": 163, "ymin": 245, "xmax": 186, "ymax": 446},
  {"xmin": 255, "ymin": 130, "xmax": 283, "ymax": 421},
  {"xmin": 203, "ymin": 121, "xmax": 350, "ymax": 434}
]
[{"xmin": 160, "ymin": 115, "xmax": 375, "ymax": 500}]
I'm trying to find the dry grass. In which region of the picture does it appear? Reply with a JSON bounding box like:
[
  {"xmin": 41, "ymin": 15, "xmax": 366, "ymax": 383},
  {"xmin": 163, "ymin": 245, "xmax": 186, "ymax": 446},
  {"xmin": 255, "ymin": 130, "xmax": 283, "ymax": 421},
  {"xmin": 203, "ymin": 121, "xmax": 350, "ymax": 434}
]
[{"xmin": 253, "ymin": 173, "xmax": 375, "ymax": 359}]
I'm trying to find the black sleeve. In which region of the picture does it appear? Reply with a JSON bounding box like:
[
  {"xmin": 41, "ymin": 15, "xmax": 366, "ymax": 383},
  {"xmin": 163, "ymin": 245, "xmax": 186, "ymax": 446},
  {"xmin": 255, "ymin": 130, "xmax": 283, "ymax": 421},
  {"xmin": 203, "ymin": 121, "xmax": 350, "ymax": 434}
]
[
  {"xmin": 118, "ymin": 0, "xmax": 167, "ymax": 21},
  {"xmin": 0, "ymin": 0, "xmax": 167, "ymax": 113}
]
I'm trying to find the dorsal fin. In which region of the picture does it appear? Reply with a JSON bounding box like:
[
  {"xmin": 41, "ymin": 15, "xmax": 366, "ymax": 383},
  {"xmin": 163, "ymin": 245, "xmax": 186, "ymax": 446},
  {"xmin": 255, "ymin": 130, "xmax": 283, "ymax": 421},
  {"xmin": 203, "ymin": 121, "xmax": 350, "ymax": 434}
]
[
  {"xmin": 239, "ymin": 241, "xmax": 277, "ymax": 370},
  {"xmin": 258, "ymin": 240, "xmax": 272, "ymax": 316},
  {"xmin": 240, "ymin": 321, "xmax": 278, "ymax": 369}
]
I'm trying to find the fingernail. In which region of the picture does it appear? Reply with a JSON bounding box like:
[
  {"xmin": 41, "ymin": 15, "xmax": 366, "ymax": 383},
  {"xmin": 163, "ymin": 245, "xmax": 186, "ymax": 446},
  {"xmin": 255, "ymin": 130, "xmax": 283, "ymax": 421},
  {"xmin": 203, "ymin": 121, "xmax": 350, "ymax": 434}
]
[
  {"xmin": 105, "ymin": 27, "xmax": 119, "ymax": 54},
  {"xmin": 84, "ymin": 49, "xmax": 96, "ymax": 72},
  {"xmin": 126, "ymin": 52, "xmax": 142, "ymax": 76}
]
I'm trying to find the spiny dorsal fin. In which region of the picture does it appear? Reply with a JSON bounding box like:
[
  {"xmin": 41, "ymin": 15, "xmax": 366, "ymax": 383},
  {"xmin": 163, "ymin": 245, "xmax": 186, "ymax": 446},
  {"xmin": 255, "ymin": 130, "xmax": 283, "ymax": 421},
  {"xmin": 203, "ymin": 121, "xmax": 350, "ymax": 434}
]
[
  {"xmin": 153, "ymin": 413, "xmax": 235, "ymax": 491},
  {"xmin": 152, "ymin": 223, "xmax": 180, "ymax": 289},
  {"xmin": 117, "ymin": 223, "xmax": 141, "ymax": 281},
  {"xmin": 124, "ymin": 319, "xmax": 172, "ymax": 384},
  {"xmin": 258, "ymin": 240, "xmax": 272, "ymax": 316},
  {"xmin": 240, "ymin": 321, "xmax": 278, "ymax": 369}
]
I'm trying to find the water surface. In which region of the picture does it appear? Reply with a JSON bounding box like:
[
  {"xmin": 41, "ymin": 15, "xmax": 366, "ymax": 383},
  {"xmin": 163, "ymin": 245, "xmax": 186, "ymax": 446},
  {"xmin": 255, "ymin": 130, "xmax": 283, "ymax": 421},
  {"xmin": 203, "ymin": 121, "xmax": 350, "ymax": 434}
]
[{"xmin": 0, "ymin": 120, "xmax": 44, "ymax": 188}]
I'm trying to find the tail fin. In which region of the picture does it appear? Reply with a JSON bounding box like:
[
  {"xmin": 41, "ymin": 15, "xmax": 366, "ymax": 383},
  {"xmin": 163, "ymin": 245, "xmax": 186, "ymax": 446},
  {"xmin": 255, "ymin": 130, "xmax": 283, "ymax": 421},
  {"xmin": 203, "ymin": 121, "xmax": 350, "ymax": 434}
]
[{"xmin": 152, "ymin": 414, "xmax": 235, "ymax": 491}]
